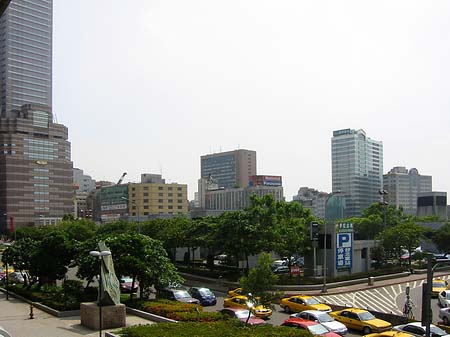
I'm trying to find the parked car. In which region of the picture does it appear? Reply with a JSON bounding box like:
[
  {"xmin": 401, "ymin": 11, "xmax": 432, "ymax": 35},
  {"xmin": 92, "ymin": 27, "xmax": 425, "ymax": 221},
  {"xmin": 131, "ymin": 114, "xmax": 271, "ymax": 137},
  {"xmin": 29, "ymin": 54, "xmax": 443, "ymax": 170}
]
[
  {"xmin": 189, "ymin": 287, "xmax": 217, "ymax": 306},
  {"xmin": 438, "ymin": 290, "xmax": 450, "ymax": 308},
  {"xmin": 0, "ymin": 325, "xmax": 12, "ymax": 337},
  {"xmin": 8, "ymin": 271, "xmax": 24, "ymax": 284},
  {"xmin": 329, "ymin": 308, "xmax": 391, "ymax": 335},
  {"xmin": 219, "ymin": 307, "xmax": 266, "ymax": 326},
  {"xmin": 280, "ymin": 295, "xmax": 331, "ymax": 313},
  {"xmin": 364, "ymin": 331, "xmax": 414, "ymax": 337},
  {"xmin": 393, "ymin": 322, "xmax": 450, "ymax": 337},
  {"xmin": 158, "ymin": 288, "xmax": 200, "ymax": 304},
  {"xmin": 272, "ymin": 259, "xmax": 288, "ymax": 270},
  {"xmin": 224, "ymin": 295, "xmax": 272, "ymax": 319},
  {"xmin": 273, "ymin": 265, "xmax": 290, "ymax": 274},
  {"xmin": 433, "ymin": 279, "xmax": 448, "ymax": 298},
  {"xmin": 281, "ymin": 317, "xmax": 341, "ymax": 337},
  {"xmin": 119, "ymin": 277, "xmax": 138, "ymax": 293},
  {"xmin": 292, "ymin": 310, "xmax": 348, "ymax": 335},
  {"xmin": 439, "ymin": 307, "xmax": 450, "ymax": 325}
]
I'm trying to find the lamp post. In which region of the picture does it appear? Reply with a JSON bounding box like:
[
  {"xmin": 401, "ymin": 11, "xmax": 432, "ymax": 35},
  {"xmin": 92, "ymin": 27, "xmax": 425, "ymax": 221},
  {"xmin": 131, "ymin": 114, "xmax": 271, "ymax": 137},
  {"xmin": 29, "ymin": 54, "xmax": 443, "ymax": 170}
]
[
  {"xmin": 90, "ymin": 250, "xmax": 111, "ymax": 337},
  {"xmin": 378, "ymin": 190, "xmax": 388, "ymax": 229},
  {"xmin": 322, "ymin": 191, "xmax": 342, "ymax": 293},
  {"xmin": 121, "ymin": 197, "xmax": 140, "ymax": 234},
  {"xmin": 3, "ymin": 242, "xmax": 11, "ymax": 300}
]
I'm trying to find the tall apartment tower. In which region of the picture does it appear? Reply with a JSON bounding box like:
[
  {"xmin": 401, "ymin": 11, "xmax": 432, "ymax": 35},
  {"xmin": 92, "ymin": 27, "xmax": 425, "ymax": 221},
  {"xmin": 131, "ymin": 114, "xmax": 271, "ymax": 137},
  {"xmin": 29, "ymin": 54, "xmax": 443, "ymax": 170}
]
[
  {"xmin": 383, "ymin": 167, "xmax": 432, "ymax": 215},
  {"xmin": 331, "ymin": 129, "xmax": 383, "ymax": 218},
  {"xmin": 200, "ymin": 149, "xmax": 256, "ymax": 189},
  {"xmin": 0, "ymin": 1, "xmax": 73, "ymax": 232},
  {"xmin": 0, "ymin": 0, "xmax": 52, "ymax": 116}
]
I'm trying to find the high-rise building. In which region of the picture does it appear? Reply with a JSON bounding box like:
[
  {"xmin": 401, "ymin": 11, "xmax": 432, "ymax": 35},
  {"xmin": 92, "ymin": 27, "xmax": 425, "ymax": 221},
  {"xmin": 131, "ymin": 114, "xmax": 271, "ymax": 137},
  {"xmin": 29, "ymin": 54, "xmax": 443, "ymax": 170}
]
[
  {"xmin": 383, "ymin": 167, "xmax": 432, "ymax": 215},
  {"xmin": 0, "ymin": 1, "xmax": 72, "ymax": 231},
  {"xmin": 417, "ymin": 192, "xmax": 448, "ymax": 221},
  {"xmin": 201, "ymin": 149, "xmax": 256, "ymax": 189},
  {"xmin": 331, "ymin": 128, "xmax": 383, "ymax": 218},
  {"xmin": 0, "ymin": 0, "xmax": 52, "ymax": 116},
  {"xmin": 293, "ymin": 187, "xmax": 328, "ymax": 219},
  {"xmin": 0, "ymin": 104, "xmax": 72, "ymax": 230}
]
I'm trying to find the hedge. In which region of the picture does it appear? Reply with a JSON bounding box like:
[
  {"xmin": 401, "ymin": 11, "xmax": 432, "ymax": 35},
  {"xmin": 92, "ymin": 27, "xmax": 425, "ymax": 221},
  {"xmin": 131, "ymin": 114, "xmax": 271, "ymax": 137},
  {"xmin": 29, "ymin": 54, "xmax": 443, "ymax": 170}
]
[{"xmin": 118, "ymin": 320, "xmax": 313, "ymax": 337}]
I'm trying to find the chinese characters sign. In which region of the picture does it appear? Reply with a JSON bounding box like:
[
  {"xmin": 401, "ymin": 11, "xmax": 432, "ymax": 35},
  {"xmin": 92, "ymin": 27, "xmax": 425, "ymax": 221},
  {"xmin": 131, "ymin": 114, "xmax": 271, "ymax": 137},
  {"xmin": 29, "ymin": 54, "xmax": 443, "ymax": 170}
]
[{"xmin": 336, "ymin": 233, "xmax": 352, "ymax": 269}]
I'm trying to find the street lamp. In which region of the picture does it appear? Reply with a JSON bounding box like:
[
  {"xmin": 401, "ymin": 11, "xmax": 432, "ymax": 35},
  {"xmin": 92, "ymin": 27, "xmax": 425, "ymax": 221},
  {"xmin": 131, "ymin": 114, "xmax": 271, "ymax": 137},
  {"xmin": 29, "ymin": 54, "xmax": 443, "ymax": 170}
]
[
  {"xmin": 379, "ymin": 190, "xmax": 388, "ymax": 229},
  {"xmin": 3, "ymin": 242, "xmax": 11, "ymax": 300},
  {"xmin": 322, "ymin": 191, "xmax": 343, "ymax": 293},
  {"xmin": 121, "ymin": 197, "xmax": 140, "ymax": 234},
  {"xmin": 90, "ymin": 250, "xmax": 111, "ymax": 337}
]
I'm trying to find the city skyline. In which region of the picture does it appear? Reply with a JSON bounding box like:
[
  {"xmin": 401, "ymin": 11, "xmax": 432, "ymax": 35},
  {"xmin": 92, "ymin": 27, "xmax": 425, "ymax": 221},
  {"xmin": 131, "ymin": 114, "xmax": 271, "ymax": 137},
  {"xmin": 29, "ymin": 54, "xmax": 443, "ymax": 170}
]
[{"xmin": 53, "ymin": 1, "xmax": 450, "ymax": 200}]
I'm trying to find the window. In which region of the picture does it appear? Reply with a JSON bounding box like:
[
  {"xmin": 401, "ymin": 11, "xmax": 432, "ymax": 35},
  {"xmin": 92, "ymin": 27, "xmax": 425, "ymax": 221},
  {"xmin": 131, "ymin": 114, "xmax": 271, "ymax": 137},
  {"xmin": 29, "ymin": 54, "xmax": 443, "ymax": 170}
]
[
  {"xmin": 158, "ymin": 186, "xmax": 163, "ymax": 190},
  {"xmin": 144, "ymin": 199, "xmax": 149, "ymax": 203},
  {"xmin": 168, "ymin": 193, "xmax": 173, "ymax": 196},
  {"xmin": 158, "ymin": 199, "xmax": 163, "ymax": 203},
  {"xmin": 168, "ymin": 187, "xmax": 173, "ymax": 190},
  {"xmin": 168, "ymin": 199, "xmax": 173, "ymax": 203},
  {"xmin": 177, "ymin": 193, "xmax": 182, "ymax": 197},
  {"xmin": 144, "ymin": 212, "xmax": 149, "ymax": 215},
  {"xmin": 177, "ymin": 187, "xmax": 182, "ymax": 191},
  {"xmin": 177, "ymin": 206, "xmax": 183, "ymax": 209},
  {"xmin": 143, "ymin": 193, "xmax": 148, "ymax": 196},
  {"xmin": 144, "ymin": 206, "xmax": 149, "ymax": 209},
  {"xmin": 158, "ymin": 205, "xmax": 163, "ymax": 209},
  {"xmin": 132, "ymin": 187, "xmax": 135, "ymax": 191},
  {"xmin": 168, "ymin": 206, "xmax": 173, "ymax": 209},
  {"xmin": 144, "ymin": 186, "xmax": 148, "ymax": 190},
  {"xmin": 159, "ymin": 193, "xmax": 163, "ymax": 196},
  {"xmin": 132, "ymin": 193, "xmax": 135, "ymax": 197},
  {"xmin": 177, "ymin": 199, "xmax": 182, "ymax": 203}
]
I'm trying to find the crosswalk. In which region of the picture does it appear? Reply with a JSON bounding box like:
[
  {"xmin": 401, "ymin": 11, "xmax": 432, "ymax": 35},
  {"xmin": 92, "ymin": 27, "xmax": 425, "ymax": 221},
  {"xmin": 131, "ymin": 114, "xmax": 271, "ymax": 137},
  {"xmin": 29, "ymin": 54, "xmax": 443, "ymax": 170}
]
[{"xmin": 314, "ymin": 275, "xmax": 450, "ymax": 316}]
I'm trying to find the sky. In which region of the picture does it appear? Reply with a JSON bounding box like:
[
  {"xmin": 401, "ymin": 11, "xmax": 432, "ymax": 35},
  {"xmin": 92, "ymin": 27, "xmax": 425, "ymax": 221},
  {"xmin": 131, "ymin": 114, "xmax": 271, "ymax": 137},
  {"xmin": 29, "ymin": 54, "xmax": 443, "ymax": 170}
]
[{"xmin": 53, "ymin": 1, "xmax": 450, "ymax": 201}]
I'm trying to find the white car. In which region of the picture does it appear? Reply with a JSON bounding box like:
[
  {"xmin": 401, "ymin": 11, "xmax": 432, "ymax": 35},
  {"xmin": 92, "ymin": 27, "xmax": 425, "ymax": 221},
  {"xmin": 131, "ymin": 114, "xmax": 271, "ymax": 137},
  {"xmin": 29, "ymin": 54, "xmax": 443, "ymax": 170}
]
[
  {"xmin": 291, "ymin": 310, "xmax": 348, "ymax": 335},
  {"xmin": 439, "ymin": 307, "xmax": 450, "ymax": 325},
  {"xmin": 393, "ymin": 322, "xmax": 450, "ymax": 337},
  {"xmin": 438, "ymin": 290, "xmax": 450, "ymax": 308},
  {"xmin": 0, "ymin": 326, "xmax": 12, "ymax": 337}
]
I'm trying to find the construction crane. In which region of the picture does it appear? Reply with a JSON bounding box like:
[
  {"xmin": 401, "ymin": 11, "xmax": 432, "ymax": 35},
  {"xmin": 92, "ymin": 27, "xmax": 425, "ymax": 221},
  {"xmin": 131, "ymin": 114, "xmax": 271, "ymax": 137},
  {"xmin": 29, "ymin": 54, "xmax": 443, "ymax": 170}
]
[{"xmin": 117, "ymin": 172, "xmax": 127, "ymax": 185}]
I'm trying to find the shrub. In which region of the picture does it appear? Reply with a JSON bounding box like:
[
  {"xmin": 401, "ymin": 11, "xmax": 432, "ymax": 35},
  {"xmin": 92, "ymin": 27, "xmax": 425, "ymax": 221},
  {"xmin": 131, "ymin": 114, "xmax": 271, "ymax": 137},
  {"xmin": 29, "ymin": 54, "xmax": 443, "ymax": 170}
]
[{"xmin": 118, "ymin": 320, "xmax": 312, "ymax": 337}]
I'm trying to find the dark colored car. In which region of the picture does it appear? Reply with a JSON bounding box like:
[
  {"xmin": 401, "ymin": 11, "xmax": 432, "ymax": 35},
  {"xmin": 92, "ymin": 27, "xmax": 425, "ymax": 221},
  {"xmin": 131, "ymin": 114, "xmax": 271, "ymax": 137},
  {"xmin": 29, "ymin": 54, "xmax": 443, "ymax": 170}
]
[
  {"xmin": 158, "ymin": 288, "xmax": 200, "ymax": 304},
  {"xmin": 119, "ymin": 277, "xmax": 138, "ymax": 293},
  {"xmin": 189, "ymin": 287, "xmax": 217, "ymax": 306},
  {"xmin": 273, "ymin": 265, "xmax": 290, "ymax": 274}
]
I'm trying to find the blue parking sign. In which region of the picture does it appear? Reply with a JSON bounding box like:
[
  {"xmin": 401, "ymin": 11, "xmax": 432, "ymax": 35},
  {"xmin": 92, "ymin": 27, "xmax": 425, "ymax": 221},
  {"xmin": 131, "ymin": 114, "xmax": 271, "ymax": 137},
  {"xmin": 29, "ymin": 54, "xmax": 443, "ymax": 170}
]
[{"xmin": 336, "ymin": 233, "xmax": 352, "ymax": 269}]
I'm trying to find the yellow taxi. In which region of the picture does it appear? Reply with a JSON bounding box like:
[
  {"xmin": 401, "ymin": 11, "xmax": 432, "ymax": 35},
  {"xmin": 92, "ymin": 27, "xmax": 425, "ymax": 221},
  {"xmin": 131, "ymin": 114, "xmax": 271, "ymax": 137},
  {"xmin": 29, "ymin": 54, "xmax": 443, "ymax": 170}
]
[
  {"xmin": 364, "ymin": 332, "xmax": 414, "ymax": 337},
  {"xmin": 223, "ymin": 295, "xmax": 272, "ymax": 319},
  {"xmin": 280, "ymin": 295, "xmax": 331, "ymax": 314},
  {"xmin": 329, "ymin": 308, "xmax": 392, "ymax": 335},
  {"xmin": 227, "ymin": 287, "xmax": 245, "ymax": 298},
  {"xmin": 432, "ymin": 278, "xmax": 448, "ymax": 298}
]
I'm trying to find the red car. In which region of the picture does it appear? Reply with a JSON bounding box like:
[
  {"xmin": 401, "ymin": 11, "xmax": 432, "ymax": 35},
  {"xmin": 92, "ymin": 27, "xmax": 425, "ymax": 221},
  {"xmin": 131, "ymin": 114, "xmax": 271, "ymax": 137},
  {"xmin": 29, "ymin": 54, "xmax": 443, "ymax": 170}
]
[
  {"xmin": 119, "ymin": 277, "xmax": 138, "ymax": 293},
  {"xmin": 282, "ymin": 317, "xmax": 341, "ymax": 337},
  {"xmin": 220, "ymin": 307, "xmax": 266, "ymax": 326}
]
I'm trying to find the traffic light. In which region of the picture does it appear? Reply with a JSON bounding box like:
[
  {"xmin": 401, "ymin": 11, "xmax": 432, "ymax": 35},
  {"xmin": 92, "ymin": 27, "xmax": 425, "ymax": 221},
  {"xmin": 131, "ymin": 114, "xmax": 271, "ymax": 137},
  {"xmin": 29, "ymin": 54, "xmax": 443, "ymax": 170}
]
[{"xmin": 310, "ymin": 222, "xmax": 319, "ymax": 241}]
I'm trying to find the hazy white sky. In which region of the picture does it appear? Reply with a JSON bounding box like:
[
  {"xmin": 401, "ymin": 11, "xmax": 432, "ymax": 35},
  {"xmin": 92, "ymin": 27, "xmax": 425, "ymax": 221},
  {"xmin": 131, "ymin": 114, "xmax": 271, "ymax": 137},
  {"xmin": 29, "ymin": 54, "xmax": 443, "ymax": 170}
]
[{"xmin": 53, "ymin": 1, "xmax": 450, "ymax": 200}]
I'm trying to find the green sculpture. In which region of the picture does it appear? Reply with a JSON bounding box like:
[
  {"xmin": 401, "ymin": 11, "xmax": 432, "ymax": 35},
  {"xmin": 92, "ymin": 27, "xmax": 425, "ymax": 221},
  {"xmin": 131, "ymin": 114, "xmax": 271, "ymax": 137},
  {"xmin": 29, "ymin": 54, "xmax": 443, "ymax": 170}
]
[{"xmin": 97, "ymin": 241, "xmax": 121, "ymax": 306}]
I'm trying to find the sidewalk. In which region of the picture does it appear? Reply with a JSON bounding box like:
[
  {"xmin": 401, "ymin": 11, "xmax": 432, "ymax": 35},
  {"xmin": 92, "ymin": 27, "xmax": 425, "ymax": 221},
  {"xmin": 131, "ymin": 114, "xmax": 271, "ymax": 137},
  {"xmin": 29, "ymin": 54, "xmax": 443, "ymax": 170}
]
[{"xmin": 0, "ymin": 292, "xmax": 153, "ymax": 337}]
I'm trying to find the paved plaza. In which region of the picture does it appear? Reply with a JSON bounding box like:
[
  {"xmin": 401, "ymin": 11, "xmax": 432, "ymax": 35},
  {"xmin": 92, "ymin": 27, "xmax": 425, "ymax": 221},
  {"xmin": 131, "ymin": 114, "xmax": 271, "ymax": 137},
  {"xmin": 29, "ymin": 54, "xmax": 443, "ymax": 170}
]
[{"xmin": 0, "ymin": 292, "xmax": 153, "ymax": 337}]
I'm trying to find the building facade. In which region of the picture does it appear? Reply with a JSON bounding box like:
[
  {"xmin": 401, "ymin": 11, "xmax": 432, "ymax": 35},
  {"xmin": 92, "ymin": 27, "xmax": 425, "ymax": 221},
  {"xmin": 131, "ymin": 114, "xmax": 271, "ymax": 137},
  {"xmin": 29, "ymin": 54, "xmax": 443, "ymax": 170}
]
[
  {"xmin": 331, "ymin": 128, "xmax": 383, "ymax": 218},
  {"xmin": 293, "ymin": 187, "xmax": 328, "ymax": 219},
  {"xmin": 417, "ymin": 192, "xmax": 448, "ymax": 221},
  {"xmin": 204, "ymin": 185, "xmax": 284, "ymax": 211},
  {"xmin": 0, "ymin": 0, "xmax": 53, "ymax": 116},
  {"xmin": 0, "ymin": 104, "xmax": 72, "ymax": 230},
  {"xmin": 200, "ymin": 149, "xmax": 256, "ymax": 189},
  {"xmin": 127, "ymin": 180, "xmax": 188, "ymax": 219},
  {"xmin": 383, "ymin": 167, "xmax": 432, "ymax": 215},
  {"xmin": 73, "ymin": 168, "xmax": 96, "ymax": 193}
]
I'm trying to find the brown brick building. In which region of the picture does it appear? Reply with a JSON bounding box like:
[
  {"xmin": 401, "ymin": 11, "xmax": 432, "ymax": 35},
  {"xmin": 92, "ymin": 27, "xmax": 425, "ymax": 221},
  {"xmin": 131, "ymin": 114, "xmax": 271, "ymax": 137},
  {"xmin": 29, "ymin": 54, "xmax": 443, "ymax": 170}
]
[{"xmin": 0, "ymin": 104, "xmax": 73, "ymax": 232}]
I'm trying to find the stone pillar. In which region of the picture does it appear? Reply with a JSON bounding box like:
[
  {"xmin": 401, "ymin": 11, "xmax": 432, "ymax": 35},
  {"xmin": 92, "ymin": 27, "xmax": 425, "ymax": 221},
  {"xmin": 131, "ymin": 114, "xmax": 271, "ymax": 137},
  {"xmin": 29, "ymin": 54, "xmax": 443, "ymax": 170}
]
[{"xmin": 80, "ymin": 302, "xmax": 126, "ymax": 330}]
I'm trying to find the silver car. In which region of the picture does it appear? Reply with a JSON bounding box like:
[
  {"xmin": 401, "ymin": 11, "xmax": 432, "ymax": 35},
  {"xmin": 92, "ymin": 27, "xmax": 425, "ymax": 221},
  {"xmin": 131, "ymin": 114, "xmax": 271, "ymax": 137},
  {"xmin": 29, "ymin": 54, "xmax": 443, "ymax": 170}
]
[
  {"xmin": 393, "ymin": 322, "xmax": 450, "ymax": 337},
  {"xmin": 438, "ymin": 290, "xmax": 450, "ymax": 308},
  {"xmin": 439, "ymin": 307, "xmax": 450, "ymax": 325},
  {"xmin": 291, "ymin": 310, "xmax": 348, "ymax": 335}
]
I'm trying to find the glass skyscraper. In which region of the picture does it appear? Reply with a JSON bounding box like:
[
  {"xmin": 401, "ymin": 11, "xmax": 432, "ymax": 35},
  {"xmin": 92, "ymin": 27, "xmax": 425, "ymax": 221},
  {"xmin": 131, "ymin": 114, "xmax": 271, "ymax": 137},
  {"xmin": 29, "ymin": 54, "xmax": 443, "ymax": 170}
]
[
  {"xmin": 0, "ymin": 0, "xmax": 52, "ymax": 116},
  {"xmin": 331, "ymin": 129, "xmax": 383, "ymax": 218}
]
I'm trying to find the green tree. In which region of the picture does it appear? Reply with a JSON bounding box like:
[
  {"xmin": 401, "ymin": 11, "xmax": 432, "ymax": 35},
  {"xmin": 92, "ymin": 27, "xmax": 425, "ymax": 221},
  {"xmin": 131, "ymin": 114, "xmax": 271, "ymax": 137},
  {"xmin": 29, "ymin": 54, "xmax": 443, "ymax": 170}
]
[
  {"xmin": 378, "ymin": 221, "xmax": 424, "ymax": 269},
  {"xmin": 433, "ymin": 223, "xmax": 450, "ymax": 254},
  {"xmin": 239, "ymin": 252, "xmax": 278, "ymax": 298}
]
